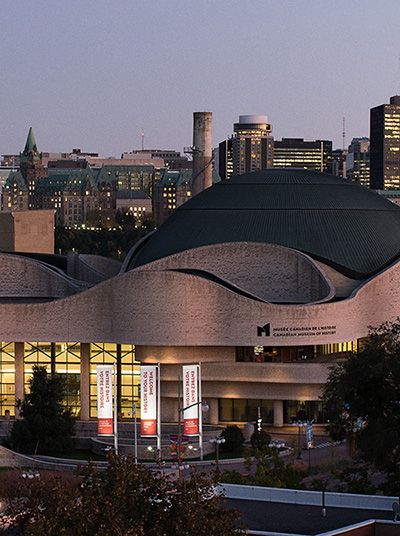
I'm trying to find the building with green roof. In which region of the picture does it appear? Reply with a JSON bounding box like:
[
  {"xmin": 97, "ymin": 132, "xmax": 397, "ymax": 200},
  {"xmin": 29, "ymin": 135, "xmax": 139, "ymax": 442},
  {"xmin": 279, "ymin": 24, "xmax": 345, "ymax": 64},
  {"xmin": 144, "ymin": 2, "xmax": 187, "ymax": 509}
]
[
  {"xmin": 1, "ymin": 129, "xmax": 158, "ymax": 226},
  {"xmin": 0, "ymin": 167, "xmax": 399, "ymax": 429}
]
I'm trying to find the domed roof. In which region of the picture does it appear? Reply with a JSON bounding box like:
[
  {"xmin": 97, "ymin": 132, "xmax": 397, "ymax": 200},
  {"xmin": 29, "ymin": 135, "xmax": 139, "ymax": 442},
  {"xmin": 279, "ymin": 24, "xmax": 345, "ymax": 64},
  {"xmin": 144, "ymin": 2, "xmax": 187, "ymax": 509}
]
[{"xmin": 128, "ymin": 169, "xmax": 400, "ymax": 278}]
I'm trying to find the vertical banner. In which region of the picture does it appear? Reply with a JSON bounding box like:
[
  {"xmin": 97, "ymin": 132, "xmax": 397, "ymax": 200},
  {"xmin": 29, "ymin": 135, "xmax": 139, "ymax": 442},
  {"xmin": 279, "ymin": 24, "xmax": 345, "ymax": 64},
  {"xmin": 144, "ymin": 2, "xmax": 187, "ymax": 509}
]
[
  {"xmin": 141, "ymin": 366, "xmax": 157, "ymax": 436},
  {"xmin": 306, "ymin": 423, "xmax": 314, "ymax": 449},
  {"xmin": 97, "ymin": 365, "xmax": 113, "ymax": 436},
  {"xmin": 183, "ymin": 365, "xmax": 199, "ymax": 436}
]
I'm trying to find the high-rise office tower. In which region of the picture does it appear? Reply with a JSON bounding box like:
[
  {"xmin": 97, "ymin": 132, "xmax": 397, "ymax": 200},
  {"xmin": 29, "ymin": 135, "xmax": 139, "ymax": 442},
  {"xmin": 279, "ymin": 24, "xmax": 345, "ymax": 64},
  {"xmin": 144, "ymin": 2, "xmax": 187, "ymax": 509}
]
[
  {"xmin": 370, "ymin": 96, "xmax": 400, "ymax": 190},
  {"xmin": 332, "ymin": 148, "xmax": 348, "ymax": 178},
  {"xmin": 346, "ymin": 137, "xmax": 370, "ymax": 187},
  {"xmin": 218, "ymin": 115, "xmax": 273, "ymax": 180},
  {"xmin": 273, "ymin": 138, "xmax": 332, "ymax": 173}
]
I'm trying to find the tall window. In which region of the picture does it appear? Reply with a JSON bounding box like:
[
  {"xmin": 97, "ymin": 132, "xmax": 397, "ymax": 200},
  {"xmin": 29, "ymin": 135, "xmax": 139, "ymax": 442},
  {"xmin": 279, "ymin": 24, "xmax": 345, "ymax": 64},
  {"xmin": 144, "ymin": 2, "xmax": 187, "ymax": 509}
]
[
  {"xmin": 219, "ymin": 399, "xmax": 274, "ymax": 423},
  {"xmin": 24, "ymin": 342, "xmax": 81, "ymax": 417},
  {"xmin": 89, "ymin": 343, "xmax": 139, "ymax": 418},
  {"xmin": 0, "ymin": 343, "xmax": 15, "ymax": 416}
]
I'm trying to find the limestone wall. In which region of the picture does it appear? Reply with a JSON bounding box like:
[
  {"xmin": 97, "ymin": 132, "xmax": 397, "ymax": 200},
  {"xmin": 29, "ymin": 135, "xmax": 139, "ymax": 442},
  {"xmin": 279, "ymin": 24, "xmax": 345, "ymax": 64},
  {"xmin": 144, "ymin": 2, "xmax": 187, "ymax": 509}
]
[
  {"xmin": 0, "ymin": 257, "xmax": 397, "ymax": 347},
  {"xmin": 134, "ymin": 242, "xmax": 334, "ymax": 304},
  {"xmin": 0, "ymin": 253, "xmax": 85, "ymax": 298}
]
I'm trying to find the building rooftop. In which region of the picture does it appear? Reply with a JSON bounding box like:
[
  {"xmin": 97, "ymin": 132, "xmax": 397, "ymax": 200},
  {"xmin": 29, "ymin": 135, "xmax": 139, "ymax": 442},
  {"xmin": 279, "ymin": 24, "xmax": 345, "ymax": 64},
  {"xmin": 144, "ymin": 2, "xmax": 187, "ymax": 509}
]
[
  {"xmin": 128, "ymin": 168, "xmax": 400, "ymax": 278},
  {"xmin": 116, "ymin": 189, "xmax": 150, "ymax": 200}
]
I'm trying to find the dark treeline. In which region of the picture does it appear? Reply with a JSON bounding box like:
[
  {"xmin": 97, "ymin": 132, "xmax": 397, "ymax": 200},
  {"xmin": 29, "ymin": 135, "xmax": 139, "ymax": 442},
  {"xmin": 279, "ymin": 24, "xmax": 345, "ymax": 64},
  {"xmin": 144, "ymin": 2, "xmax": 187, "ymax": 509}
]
[{"xmin": 55, "ymin": 211, "xmax": 157, "ymax": 261}]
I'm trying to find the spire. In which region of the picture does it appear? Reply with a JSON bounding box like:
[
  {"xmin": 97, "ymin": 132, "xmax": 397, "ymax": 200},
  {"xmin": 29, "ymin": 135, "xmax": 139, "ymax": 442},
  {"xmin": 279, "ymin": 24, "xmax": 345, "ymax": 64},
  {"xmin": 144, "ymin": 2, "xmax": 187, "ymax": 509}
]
[{"xmin": 23, "ymin": 127, "xmax": 38, "ymax": 155}]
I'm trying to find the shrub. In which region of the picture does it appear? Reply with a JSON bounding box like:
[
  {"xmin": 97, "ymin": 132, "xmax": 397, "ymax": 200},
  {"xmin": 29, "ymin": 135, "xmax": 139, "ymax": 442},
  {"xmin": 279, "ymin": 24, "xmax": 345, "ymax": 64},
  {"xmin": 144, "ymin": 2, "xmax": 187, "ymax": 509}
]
[
  {"xmin": 221, "ymin": 425, "xmax": 244, "ymax": 453},
  {"xmin": 250, "ymin": 430, "xmax": 271, "ymax": 450}
]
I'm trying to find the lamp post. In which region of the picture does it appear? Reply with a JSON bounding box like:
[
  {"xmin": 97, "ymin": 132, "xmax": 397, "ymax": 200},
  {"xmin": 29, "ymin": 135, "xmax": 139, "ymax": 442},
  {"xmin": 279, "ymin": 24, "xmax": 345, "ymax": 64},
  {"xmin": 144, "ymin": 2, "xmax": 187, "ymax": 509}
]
[
  {"xmin": 128, "ymin": 403, "xmax": 137, "ymax": 464},
  {"xmin": 209, "ymin": 436, "xmax": 226, "ymax": 474},
  {"xmin": 292, "ymin": 420, "xmax": 307, "ymax": 459},
  {"xmin": 177, "ymin": 398, "xmax": 209, "ymax": 479}
]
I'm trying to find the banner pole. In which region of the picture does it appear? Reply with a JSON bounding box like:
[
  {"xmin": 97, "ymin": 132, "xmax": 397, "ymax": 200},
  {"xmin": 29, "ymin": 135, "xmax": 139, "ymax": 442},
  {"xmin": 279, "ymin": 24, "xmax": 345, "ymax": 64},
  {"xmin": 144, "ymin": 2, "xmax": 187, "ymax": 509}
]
[
  {"xmin": 178, "ymin": 374, "xmax": 182, "ymax": 480},
  {"xmin": 198, "ymin": 362, "xmax": 203, "ymax": 461},
  {"xmin": 113, "ymin": 362, "xmax": 118, "ymax": 454},
  {"xmin": 157, "ymin": 363, "xmax": 161, "ymax": 459}
]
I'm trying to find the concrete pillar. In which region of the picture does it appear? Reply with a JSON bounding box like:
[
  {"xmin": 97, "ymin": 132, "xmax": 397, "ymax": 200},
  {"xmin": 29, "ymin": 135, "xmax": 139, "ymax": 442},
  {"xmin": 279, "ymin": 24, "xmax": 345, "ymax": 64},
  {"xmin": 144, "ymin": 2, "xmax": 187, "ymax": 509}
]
[
  {"xmin": 273, "ymin": 400, "xmax": 284, "ymax": 427},
  {"xmin": 14, "ymin": 342, "xmax": 24, "ymax": 417},
  {"xmin": 80, "ymin": 343, "xmax": 90, "ymax": 421},
  {"xmin": 192, "ymin": 112, "xmax": 213, "ymax": 196},
  {"xmin": 207, "ymin": 398, "xmax": 219, "ymax": 425}
]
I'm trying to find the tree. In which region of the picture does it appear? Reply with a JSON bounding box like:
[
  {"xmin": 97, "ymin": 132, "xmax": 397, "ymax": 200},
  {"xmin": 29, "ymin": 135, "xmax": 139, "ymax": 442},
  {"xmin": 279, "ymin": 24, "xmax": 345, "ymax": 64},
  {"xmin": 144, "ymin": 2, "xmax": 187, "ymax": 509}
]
[
  {"xmin": 10, "ymin": 365, "xmax": 75, "ymax": 454},
  {"xmin": 321, "ymin": 320, "xmax": 400, "ymax": 472},
  {"xmin": 222, "ymin": 446, "xmax": 305, "ymax": 490},
  {"xmin": 4, "ymin": 454, "xmax": 246, "ymax": 536}
]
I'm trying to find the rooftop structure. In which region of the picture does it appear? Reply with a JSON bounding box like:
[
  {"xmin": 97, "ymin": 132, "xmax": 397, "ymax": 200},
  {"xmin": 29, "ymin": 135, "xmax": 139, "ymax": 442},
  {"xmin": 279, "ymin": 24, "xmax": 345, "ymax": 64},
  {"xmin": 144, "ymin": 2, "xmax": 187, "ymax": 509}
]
[{"xmin": 218, "ymin": 115, "xmax": 273, "ymax": 180}]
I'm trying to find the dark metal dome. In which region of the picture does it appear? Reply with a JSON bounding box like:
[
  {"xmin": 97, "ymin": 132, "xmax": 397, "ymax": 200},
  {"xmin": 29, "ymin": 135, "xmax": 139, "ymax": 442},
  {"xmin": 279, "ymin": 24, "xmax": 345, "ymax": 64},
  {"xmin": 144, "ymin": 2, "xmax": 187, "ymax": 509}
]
[{"xmin": 128, "ymin": 169, "xmax": 400, "ymax": 278}]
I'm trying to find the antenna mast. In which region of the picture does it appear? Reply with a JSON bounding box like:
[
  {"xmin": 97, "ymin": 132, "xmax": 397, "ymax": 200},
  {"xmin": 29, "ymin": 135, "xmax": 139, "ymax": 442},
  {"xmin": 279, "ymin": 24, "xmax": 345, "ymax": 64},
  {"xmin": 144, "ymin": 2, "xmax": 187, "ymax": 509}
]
[
  {"xmin": 342, "ymin": 115, "xmax": 346, "ymax": 151},
  {"xmin": 141, "ymin": 130, "xmax": 144, "ymax": 151}
]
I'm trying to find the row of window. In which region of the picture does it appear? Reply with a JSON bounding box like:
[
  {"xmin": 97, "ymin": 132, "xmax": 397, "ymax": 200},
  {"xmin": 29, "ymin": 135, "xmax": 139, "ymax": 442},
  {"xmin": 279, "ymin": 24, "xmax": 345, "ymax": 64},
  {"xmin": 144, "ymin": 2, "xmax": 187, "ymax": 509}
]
[
  {"xmin": 235, "ymin": 340, "xmax": 361, "ymax": 363},
  {"xmin": 219, "ymin": 399, "xmax": 325, "ymax": 424},
  {"xmin": 0, "ymin": 342, "xmax": 140, "ymax": 419}
]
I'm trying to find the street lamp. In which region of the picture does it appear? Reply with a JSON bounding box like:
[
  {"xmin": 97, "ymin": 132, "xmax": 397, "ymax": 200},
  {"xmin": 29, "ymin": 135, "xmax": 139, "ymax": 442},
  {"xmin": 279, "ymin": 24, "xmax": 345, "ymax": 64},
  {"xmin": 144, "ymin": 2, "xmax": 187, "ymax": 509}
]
[
  {"xmin": 177, "ymin": 399, "xmax": 209, "ymax": 478},
  {"xmin": 128, "ymin": 403, "xmax": 137, "ymax": 464},
  {"xmin": 292, "ymin": 420, "xmax": 307, "ymax": 459},
  {"xmin": 209, "ymin": 436, "xmax": 225, "ymax": 474}
]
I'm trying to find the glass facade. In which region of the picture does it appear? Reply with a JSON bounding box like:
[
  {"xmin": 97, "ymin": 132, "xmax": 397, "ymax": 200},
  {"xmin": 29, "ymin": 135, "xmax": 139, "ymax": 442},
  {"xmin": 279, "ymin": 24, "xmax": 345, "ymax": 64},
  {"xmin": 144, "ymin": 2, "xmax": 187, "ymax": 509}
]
[
  {"xmin": 0, "ymin": 343, "xmax": 15, "ymax": 416},
  {"xmin": 24, "ymin": 342, "xmax": 81, "ymax": 416},
  {"xmin": 236, "ymin": 340, "xmax": 360, "ymax": 363},
  {"xmin": 89, "ymin": 343, "xmax": 140, "ymax": 419},
  {"xmin": 0, "ymin": 341, "xmax": 139, "ymax": 420},
  {"xmin": 219, "ymin": 398, "xmax": 274, "ymax": 423},
  {"xmin": 283, "ymin": 400, "xmax": 325, "ymax": 424},
  {"xmin": 370, "ymin": 98, "xmax": 400, "ymax": 190},
  {"xmin": 219, "ymin": 398, "xmax": 326, "ymax": 424},
  {"xmin": 273, "ymin": 139, "xmax": 333, "ymax": 173},
  {"xmin": 236, "ymin": 345, "xmax": 316, "ymax": 362}
]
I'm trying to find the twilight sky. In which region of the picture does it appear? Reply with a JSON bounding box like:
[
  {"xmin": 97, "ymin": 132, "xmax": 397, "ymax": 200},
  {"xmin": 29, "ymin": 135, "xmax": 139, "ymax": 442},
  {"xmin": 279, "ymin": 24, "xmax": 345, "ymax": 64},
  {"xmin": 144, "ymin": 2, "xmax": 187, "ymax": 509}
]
[{"xmin": 1, "ymin": 0, "xmax": 400, "ymax": 157}]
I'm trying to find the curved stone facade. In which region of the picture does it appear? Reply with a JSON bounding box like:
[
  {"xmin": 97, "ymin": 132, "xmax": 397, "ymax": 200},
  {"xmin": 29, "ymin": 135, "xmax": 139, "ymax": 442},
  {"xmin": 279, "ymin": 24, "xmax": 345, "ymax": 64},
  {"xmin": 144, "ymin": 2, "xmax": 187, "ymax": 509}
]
[{"xmin": 0, "ymin": 169, "xmax": 399, "ymax": 428}]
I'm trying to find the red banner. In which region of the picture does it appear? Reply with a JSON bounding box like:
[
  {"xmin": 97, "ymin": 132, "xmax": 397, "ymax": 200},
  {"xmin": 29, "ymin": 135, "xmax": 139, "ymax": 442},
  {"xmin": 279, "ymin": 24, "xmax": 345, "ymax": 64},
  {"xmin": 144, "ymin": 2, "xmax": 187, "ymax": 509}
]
[
  {"xmin": 97, "ymin": 365, "xmax": 113, "ymax": 436},
  {"xmin": 141, "ymin": 366, "xmax": 157, "ymax": 436},
  {"xmin": 183, "ymin": 365, "xmax": 199, "ymax": 435}
]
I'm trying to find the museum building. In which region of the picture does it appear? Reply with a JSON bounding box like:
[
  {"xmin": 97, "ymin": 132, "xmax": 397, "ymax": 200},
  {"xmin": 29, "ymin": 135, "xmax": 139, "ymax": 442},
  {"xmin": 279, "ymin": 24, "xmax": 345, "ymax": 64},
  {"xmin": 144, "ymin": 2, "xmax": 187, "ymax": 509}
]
[{"xmin": 0, "ymin": 168, "xmax": 400, "ymax": 427}]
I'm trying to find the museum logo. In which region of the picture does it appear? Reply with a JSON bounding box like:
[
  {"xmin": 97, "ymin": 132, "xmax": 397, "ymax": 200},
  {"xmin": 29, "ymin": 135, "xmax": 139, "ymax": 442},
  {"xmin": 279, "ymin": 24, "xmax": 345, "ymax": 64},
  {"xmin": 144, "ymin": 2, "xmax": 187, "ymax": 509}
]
[
  {"xmin": 257, "ymin": 322, "xmax": 337, "ymax": 338},
  {"xmin": 257, "ymin": 323, "xmax": 271, "ymax": 337}
]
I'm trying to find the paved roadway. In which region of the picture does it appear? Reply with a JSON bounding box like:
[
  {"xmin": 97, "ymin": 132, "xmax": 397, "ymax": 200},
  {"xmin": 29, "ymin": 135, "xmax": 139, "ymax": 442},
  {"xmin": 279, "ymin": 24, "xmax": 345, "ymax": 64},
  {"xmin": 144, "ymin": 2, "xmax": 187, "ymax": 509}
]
[
  {"xmin": 165, "ymin": 426, "xmax": 350, "ymax": 479},
  {"xmin": 224, "ymin": 498, "xmax": 394, "ymax": 535}
]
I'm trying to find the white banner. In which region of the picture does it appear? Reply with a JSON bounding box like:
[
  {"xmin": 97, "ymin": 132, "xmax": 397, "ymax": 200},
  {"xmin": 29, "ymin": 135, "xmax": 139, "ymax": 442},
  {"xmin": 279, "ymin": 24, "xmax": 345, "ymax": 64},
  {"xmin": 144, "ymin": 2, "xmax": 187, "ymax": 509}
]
[
  {"xmin": 141, "ymin": 366, "xmax": 157, "ymax": 436},
  {"xmin": 97, "ymin": 365, "xmax": 113, "ymax": 436},
  {"xmin": 183, "ymin": 365, "xmax": 199, "ymax": 435}
]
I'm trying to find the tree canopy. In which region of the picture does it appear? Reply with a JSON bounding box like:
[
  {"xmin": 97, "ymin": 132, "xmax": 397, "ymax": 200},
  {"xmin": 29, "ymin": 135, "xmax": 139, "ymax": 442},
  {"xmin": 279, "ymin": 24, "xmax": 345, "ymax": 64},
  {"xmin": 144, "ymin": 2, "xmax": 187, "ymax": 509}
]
[
  {"xmin": 55, "ymin": 212, "xmax": 157, "ymax": 261},
  {"xmin": 10, "ymin": 365, "xmax": 75, "ymax": 454},
  {"xmin": 321, "ymin": 320, "xmax": 400, "ymax": 471},
  {"xmin": 5, "ymin": 455, "xmax": 246, "ymax": 536}
]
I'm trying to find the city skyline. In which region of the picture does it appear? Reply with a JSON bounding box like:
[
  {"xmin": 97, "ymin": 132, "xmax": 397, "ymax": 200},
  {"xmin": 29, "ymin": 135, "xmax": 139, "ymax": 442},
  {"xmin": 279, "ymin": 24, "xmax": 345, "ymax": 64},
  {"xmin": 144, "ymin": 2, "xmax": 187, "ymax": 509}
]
[{"xmin": 2, "ymin": 0, "xmax": 400, "ymax": 156}]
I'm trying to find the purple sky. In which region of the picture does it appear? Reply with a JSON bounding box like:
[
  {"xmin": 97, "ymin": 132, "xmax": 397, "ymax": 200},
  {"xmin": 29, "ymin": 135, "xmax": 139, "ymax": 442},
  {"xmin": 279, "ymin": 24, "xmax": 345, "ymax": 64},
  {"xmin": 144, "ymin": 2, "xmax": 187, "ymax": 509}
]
[{"xmin": 2, "ymin": 0, "xmax": 400, "ymax": 157}]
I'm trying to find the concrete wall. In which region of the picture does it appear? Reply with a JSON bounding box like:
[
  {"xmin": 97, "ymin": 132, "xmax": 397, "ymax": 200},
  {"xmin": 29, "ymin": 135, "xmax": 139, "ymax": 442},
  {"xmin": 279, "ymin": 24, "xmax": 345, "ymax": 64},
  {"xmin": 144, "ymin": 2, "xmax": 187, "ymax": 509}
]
[
  {"xmin": 68, "ymin": 253, "xmax": 121, "ymax": 283},
  {"xmin": 0, "ymin": 213, "xmax": 15, "ymax": 252},
  {"xmin": 135, "ymin": 242, "xmax": 335, "ymax": 304},
  {"xmin": 0, "ymin": 253, "xmax": 84, "ymax": 298},
  {"xmin": 219, "ymin": 483, "xmax": 397, "ymax": 511},
  {"xmin": 13, "ymin": 210, "xmax": 55, "ymax": 254},
  {"xmin": 0, "ymin": 256, "xmax": 397, "ymax": 346},
  {"xmin": 0, "ymin": 253, "xmax": 398, "ymax": 419}
]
